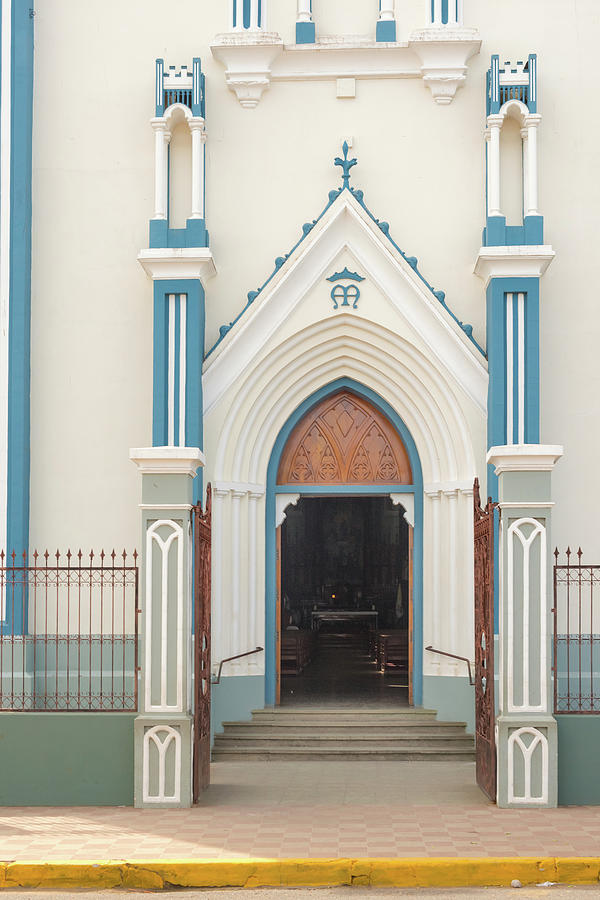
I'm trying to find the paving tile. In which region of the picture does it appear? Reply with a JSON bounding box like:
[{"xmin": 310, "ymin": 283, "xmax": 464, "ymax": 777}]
[{"xmin": 1, "ymin": 760, "xmax": 600, "ymax": 861}]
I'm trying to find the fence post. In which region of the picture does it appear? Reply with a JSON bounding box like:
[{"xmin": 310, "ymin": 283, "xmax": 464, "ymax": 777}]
[
  {"xmin": 130, "ymin": 446, "xmax": 205, "ymax": 809},
  {"xmin": 487, "ymin": 444, "xmax": 563, "ymax": 808}
]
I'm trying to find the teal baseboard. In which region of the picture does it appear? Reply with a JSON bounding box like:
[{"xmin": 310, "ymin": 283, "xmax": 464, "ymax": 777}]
[
  {"xmin": 211, "ymin": 675, "xmax": 265, "ymax": 741},
  {"xmin": 0, "ymin": 712, "xmax": 135, "ymax": 805},
  {"xmin": 422, "ymin": 675, "xmax": 475, "ymax": 734},
  {"xmin": 556, "ymin": 715, "xmax": 600, "ymax": 806}
]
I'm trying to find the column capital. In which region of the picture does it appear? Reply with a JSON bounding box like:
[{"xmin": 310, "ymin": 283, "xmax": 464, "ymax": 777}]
[
  {"xmin": 486, "ymin": 113, "xmax": 504, "ymax": 128},
  {"xmin": 524, "ymin": 113, "xmax": 542, "ymax": 128},
  {"xmin": 486, "ymin": 444, "xmax": 563, "ymax": 475},
  {"xmin": 130, "ymin": 446, "xmax": 205, "ymax": 478}
]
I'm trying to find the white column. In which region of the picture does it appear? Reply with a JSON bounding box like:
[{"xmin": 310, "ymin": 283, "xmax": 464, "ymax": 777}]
[
  {"xmin": 233, "ymin": 0, "xmax": 244, "ymax": 29},
  {"xmin": 248, "ymin": 491, "xmax": 262, "ymax": 654},
  {"xmin": 521, "ymin": 127, "xmax": 529, "ymax": 221},
  {"xmin": 249, "ymin": 0, "xmax": 261, "ymax": 29},
  {"xmin": 428, "ymin": 489, "xmax": 442, "ymax": 656},
  {"xmin": 151, "ymin": 121, "xmax": 170, "ymax": 220},
  {"xmin": 446, "ymin": 0, "xmax": 457, "ymax": 25},
  {"xmin": 189, "ymin": 119, "xmax": 206, "ymax": 220},
  {"xmin": 445, "ymin": 489, "xmax": 459, "ymax": 655},
  {"xmin": 525, "ymin": 115, "xmax": 541, "ymax": 217},
  {"xmin": 231, "ymin": 490, "xmax": 246, "ymax": 656},
  {"xmin": 431, "ymin": 0, "xmax": 442, "ymax": 25},
  {"xmin": 487, "ymin": 116, "xmax": 503, "ymax": 218},
  {"xmin": 379, "ymin": 0, "xmax": 395, "ymax": 20},
  {"xmin": 211, "ymin": 488, "xmax": 228, "ymax": 672},
  {"xmin": 297, "ymin": 0, "xmax": 312, "ymax": 22}
]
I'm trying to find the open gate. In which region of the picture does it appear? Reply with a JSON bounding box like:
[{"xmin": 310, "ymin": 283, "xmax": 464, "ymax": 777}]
[
  {"xmin": 473, "ymin": 477, "xmax": 497, "ymax": 802},
  {"xmin": 193, "ymin": 484, "xmax": 212, "ymax": 802}
]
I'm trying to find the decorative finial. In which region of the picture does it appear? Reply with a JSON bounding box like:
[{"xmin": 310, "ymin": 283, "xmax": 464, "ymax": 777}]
[{"xmin": 334, "ymin": 141, "xmax": 357, "ymax": 189}]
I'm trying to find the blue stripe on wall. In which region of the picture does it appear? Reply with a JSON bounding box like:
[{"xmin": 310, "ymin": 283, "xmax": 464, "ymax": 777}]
[{"xmin": 6, "ymin": 1, "xmax": 34, "ymax": 563}]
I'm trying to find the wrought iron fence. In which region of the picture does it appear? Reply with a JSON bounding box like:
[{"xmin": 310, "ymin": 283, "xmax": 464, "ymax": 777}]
[
  {"xmin": 553, "ymin": 548, "xmax": 600, "ymax": 714},
  {"xmin": 0, "ymin": 550, "xmax": 139, "ymax": 712}
]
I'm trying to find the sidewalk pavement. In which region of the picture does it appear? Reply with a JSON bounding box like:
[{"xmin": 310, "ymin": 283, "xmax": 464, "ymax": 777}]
[
  {"xmin": 1, "ymin": 762, "xmax": 600, "ymax": 890},
  {"xmin": 1, "ymin": 761, "xmax": 600, "ymax": 861}
]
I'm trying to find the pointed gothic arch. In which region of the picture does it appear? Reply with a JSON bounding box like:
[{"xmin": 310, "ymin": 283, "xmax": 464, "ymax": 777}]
[{"xmin": 277, "ymin": 390, "xmax": 413, "ymax": 486}]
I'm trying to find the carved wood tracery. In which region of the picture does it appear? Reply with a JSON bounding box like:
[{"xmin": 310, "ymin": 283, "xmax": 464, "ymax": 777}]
[{"xmin": 277, "ymin": 391, "xmax": 412, "ymax": 485}]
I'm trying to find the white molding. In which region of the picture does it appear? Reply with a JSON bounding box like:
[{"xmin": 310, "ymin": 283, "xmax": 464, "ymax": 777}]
[
  {"xmin": 211, "ymin": 29, "xmax": 480, "ymax": 107},
  {"xmin": 139, "ymin": 503, "xmax": 194, "ymax": 511},
  {"xmin": 424, "ymin": 479, "xmax": 474, "ymax": 495},
  {"xmin": 508, "ymin": 726, "xmax": 548, "ymax": 805},
  {"xmin": 499, "ymin": 501, "xmax": 555, "ymax": 510},
  {"xmin": 130, "ymin": 446, "xmax": 205, "ymax": 477},
  {"xmin": 390, "ymin": 492, "xmax": 414, "ymax": 527},
  {"xmin": 487, "ymin": 444, "xmax": 564, "ymax": 475},
  {"xmin": 138, "ymin": 248, "xmax": 216, "ymax": 285},
  {"xmin": 213, "ymin": 480, "xmax": 266, "ymax": 495},
  {"xmin": 275, "ymin": 493, "xmax": 300, "ymax": 527},
  {"xmin": 211, "ymin": 32, "xmax": 284, "ymax": 108},
  {"xmin": 142, "ymin": 725, "xmax": 182, "ymax": 804},
  {"xmin": 0, "ymin": 0, "xmax": 11, "ymax": 557},
  {"xmin": 408, "ymin": 27, "xmax": 481, "ymax": 105},
  {"xmin": 474, "ymin": 245, "xmax": 555, "ymax": 287}
]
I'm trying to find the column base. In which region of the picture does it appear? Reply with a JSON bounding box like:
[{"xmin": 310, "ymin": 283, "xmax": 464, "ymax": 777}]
[
  {"xmin": 296, "ymin": 21, "xmax": 315, "ymax": 44},
  {"xmin": 134, "ymin": 715, "xmax": 193, "ymax": 809},
  {"xmin": 376, "ymin": 20, "xmax": 397, "ymax": 42},
  {"xmin": 496, "ymin": 715, "xmax": 557, "ymax": 808}
]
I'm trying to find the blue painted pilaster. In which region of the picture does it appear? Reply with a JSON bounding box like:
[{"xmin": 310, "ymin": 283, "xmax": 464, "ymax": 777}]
[
  {"xmin": 152, "ymin": 280, "xmax": 205, "ymax": 503},
  {"xmin": 486, "ymin": 277, "xmax": 540, "ymax": 500},
  {"xmin": 6, "ymin": 1, "xmax": 34, "ymax": 566}
]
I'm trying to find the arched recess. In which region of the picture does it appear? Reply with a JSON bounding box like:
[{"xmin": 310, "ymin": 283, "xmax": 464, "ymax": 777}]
[{"xmin": 265, "ymin": 378, "xmax": 424, "ymax": 707}]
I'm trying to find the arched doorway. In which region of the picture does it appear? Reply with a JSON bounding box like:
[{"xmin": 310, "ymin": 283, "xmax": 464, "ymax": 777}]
[{"xmin": 266, "ymin": 382, "xmax": 423, "ymax": 707}]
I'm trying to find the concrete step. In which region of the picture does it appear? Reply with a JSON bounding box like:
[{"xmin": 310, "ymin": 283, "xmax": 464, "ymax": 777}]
[
  {"xmin": 213, "ymin": 737, "xmax": 474, "ymax": 750},
  {"xmin": 219, "ymin": 722, "xmax": 469, "ymax": 735},
  {"xmin": 215, "ymin": 722, "xmax": 472, "ymax": 743},
  {"xmin": 212, "ymin": 747, "xmax": 476, "ymax": 762}
]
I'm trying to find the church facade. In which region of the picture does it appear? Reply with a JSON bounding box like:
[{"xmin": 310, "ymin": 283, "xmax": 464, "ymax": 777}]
[{"xmin": 1, "ymin": 0, "xmax": 599, "ymax": 810}]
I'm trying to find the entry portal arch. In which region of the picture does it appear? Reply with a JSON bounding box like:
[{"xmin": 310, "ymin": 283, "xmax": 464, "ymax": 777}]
[{"xmin": 266, "ymin": 379, "xmax": 423, "ymax": 706}]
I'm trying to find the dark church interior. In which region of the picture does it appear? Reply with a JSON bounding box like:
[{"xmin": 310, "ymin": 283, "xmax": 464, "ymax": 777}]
[{"xmin": 280, "ymin": 497, "xmax": 410, "ymax": 705}]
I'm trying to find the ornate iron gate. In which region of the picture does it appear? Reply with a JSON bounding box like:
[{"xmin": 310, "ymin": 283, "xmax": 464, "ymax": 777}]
[
  {"xmin": 473, "ymin": 477, "xmax": 497, "ymax": 802},
  {"xmin": 193, "ymin": 484, "xmax": 212, "ymax": 802}
]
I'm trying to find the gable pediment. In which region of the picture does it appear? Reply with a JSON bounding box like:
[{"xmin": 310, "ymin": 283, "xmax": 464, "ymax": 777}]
[{"xmin": 203, "ymin": 178, "xmax": 487, "ymax": 416}]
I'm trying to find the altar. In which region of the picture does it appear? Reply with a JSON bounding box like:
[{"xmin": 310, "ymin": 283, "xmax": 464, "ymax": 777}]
[{"xmin": 310, "ymin": 610, "xmax": 379, "ymax": 632}]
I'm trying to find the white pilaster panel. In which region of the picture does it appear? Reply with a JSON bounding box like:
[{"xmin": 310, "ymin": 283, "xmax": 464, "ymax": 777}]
[
  {"xmin": 507, "ymin": 517, "xmax": 547, "ymax": 713},
  {"xmin": 145, "ymin": 519, "xmax": 184, "ymax": 712},
  {"xmin": 508, "ymin": 726, "xmax": 548, "ymax": 805},
  {"xmin": 142, "ymin": 725, "xmax": 182, "ymax": 804}
]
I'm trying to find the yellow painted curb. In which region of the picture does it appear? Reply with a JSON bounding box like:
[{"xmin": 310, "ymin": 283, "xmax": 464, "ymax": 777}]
[{"xmin": 0, "ymin": 857, "xmax": 599, "ymax": 890}]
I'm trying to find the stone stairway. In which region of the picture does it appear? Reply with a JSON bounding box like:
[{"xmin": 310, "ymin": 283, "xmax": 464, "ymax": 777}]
[{"xmin": 212, "ymin": 707, "xmax": 475, "ymax": 761}]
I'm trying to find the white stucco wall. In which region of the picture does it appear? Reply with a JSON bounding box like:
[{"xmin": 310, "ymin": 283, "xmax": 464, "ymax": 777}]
[{"xmin": 28, "ymin": 0, "xmax": 600, "ymax": 570}]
